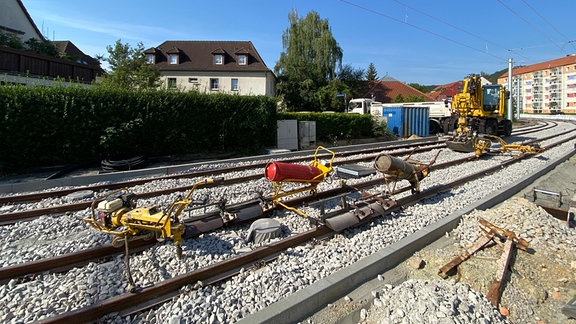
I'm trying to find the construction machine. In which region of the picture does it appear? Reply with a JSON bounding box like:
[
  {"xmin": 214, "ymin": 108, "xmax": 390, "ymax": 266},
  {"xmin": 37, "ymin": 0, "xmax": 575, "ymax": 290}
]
[
  {"xmin": 84, "ymin": 177, "xmax": 224, "ymax": 290},
  {"xmin": 446, "ymin": 74, "xmax": 511, "ymax": 153},
  {"xmin": 446, "ymin": 74, "xmax": 541, "ymax": 157}
]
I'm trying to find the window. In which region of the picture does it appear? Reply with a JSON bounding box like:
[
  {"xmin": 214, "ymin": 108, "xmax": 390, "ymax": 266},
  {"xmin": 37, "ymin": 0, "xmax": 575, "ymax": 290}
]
[
  {"xmin": 146, "ymin": 54, "xmax": 155, "ymax": 64},
  {"xmin": 188, "ymin": 78, "xmax": 198, "ymax": 83},
  {"xmin": 169, "ymin": 54, "xmax": 178, "ymax": 64},
  {"xmin": 210, "ymin": 78, "xmax": 219, "ymax": 90},
  {"xmin": 231, "ymin": 79, "xmax": 239, "ymax": 91},
  {"xmin": 167, "ymin": 78, "xmax": 177, "ymax": 89},
  {"xmin": 214, "ymin": 54, "xmax": 223, "ymax": 65},
  {"xmin": 237, "ymin": 55, "xmax": 247, "ymax": 65}
]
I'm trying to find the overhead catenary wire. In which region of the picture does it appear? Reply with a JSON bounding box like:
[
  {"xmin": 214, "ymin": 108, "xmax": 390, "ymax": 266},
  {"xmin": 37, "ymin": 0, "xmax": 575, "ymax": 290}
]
[
  {"xmin": 391, "ymin": 0, "xmax": 531, "ymax": 62},
  {"xmin": 339, "ymin": 0, "xmax": 509, "ymax": 63},
  {"xmin": 518, "ymin": 0, "xmax": 576, "ymax": 52},
  {"xmin": 495, "ymin": 0, "xmax": 565, "ymax": 54}
]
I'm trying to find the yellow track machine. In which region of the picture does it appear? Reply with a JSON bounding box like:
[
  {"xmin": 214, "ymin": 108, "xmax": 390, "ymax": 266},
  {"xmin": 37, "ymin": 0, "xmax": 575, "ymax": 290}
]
[
  {"xmin": 447, "ymin": 74, "xmax": 542, "ymax": 157},
  {"xmin": 84, "ymin": 177, "xmax": 222, "ymax": 290}
]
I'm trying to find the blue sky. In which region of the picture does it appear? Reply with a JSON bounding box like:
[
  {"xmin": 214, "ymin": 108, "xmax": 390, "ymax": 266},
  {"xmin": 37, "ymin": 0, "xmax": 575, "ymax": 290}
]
[{"xmin": 23, "ymin": 0, "xmax": 576, "ymax": 85}]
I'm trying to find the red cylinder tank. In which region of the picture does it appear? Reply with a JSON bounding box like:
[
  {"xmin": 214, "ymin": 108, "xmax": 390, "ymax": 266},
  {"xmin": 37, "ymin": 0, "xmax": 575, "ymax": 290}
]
[{"xmin": 265, "ymin": 162, "xmax": 323, "ymax": 182}]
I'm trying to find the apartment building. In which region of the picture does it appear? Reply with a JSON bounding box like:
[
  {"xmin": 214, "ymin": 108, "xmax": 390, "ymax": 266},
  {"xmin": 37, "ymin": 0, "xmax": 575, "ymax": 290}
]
[{"xmin": 498, "ymin": 54, "xmax": 576, "ymax": 114}]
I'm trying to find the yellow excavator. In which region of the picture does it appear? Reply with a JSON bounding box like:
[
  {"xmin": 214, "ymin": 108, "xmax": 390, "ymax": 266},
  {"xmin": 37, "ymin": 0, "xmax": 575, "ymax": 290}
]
[{"xmin": 446, "ymin": 74, "xmax": 541, "ymax": 157}]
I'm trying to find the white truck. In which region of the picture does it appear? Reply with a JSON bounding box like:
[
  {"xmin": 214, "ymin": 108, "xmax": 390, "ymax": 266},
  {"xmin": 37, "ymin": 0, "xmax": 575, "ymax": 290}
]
[
  {"xmin": 347, "ymin": 98, "xmax": 382, "ymax": 114},
  {"xmin": 347, "ymin": 98, "xmax": 453, "ymax": 135}
]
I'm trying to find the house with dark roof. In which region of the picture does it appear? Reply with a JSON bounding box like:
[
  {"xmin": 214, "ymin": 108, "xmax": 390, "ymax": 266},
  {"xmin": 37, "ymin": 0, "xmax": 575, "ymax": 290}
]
[
  {"xmin": 359, "ymin": 77, "xmax": 434, "ymax": 103},
  {"xmin": 52, "ymin": 40, "xmax": 101, "ymax": 66},
  {"xmin": 0, "ymin": 0, "xmax": 102, "ymax": 85},
  {"xmin": 145, "ymin": 41, "xmax": 276, "ymax": 96}
]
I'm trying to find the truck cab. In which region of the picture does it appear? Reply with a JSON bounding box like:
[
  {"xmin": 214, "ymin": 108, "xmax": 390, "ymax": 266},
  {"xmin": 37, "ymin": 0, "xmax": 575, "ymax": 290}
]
[{"xmin": 348, "ymin": 98, "xmax": 381, "ymax": 114}]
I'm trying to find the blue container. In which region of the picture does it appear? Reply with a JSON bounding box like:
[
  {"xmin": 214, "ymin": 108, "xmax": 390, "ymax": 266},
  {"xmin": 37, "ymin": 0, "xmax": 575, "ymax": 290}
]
[
  {"xmin": 382, "ymin": 106, "xmax": 430, "ymax": 137},
  {"xmin": 381, "ymin": 106, "xmax": 404, "ymax": 136}
]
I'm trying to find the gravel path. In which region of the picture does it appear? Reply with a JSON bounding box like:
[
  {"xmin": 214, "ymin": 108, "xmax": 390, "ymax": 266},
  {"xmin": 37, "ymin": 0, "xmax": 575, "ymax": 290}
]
[{"xmin": 0, "ymin": 121, "xmax": 574, "ymax": 323}]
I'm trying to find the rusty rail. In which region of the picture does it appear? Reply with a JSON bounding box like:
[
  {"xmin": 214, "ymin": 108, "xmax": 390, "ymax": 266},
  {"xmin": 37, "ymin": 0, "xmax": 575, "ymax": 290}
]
[{"xmin": 32, "ymin": 131, "xmax": 575, "ymax": 323}]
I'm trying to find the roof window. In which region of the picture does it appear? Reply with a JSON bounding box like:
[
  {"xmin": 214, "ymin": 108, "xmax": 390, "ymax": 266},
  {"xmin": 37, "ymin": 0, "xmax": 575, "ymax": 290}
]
[
  {"xmin": 169, "ymin": 54, "xmax": 179, "ymax": 64},
  {"xmin": 237, "ymin": 54, "xmax": 247, "ymax": 65},
  {"xmin": 214, "ymin": 54, "xmax": 223, "ymax": 65}
]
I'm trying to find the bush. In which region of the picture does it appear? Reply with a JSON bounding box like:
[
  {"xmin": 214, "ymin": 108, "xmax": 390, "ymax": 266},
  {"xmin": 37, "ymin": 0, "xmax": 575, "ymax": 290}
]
[
  {"xmin": 0, "ymin": 85, "xmax": 277, "ymax": 170},
  {"xmin": 277, "ymin": 111, "xmax": 376, "ymax": 141}
]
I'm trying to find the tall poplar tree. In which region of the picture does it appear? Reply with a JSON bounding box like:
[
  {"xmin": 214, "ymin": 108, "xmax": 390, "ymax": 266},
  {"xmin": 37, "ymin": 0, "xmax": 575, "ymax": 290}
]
[{"xmin": 275, "ymin": 10, "xmax": 343, "ymax": 111}]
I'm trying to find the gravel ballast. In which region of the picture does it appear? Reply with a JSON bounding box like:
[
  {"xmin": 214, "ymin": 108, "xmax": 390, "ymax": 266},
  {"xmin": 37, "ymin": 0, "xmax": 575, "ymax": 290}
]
[{"xmin": 0, "ymin": 121, "xmax": 574, "ymax": 323}]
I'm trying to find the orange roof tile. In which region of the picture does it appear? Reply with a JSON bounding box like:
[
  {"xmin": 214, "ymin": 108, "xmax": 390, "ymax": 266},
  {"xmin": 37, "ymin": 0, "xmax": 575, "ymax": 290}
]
[{"xmin": 360, "ymin": 79, "xmax": 434, "ymax": 103}]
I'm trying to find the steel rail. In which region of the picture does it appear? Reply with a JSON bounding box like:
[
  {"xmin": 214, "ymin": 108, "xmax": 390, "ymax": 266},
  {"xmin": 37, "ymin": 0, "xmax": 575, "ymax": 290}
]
[
  {"xmin": 0, "ymin": 153, "xmax": 476, "ymax": 282},
  {"xmin": 0, "ymin": 139, "xmax": 446, "ymax": 204},
  {"xmin": 0, "ymin": 143, "xmax": 448, "ymax": 225},
  {"xmin": 0, "ymin": 120, "xmax": 552, "ymax": 206},
  {"xmin": 37, "ymin": 129, "xmax": 575, "ymax": 324},
  {"xmin": 2, "ymin": 131, "xmax": 575, "ymax": 283}
]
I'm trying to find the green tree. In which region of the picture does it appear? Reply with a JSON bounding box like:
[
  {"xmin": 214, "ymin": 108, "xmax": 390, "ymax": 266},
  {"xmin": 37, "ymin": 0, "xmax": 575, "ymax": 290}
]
[
  {"xmin": 393, "ymin": 93, "xmax": 405, "ymax": 103},
  {"xmin": 406, "ymin": 94, "xmax": 425, "ymax": 102},
  {"xmin": 0, "ymin": 31, "xmax": 24, "ymax": 49},
  {"xmin": 337, "ymin": 63, "xmax": 365, "ymax": 99},
  {"xmin": 316, "ymin": 80, "xmax": 350, "ymax": 112},
  {"xmin": 99, "ymin": 40, "xmax": 160, "ymax": 90},
  {"xmin": 408, "ymin": 83, "xmax": 430, "ymax": 93},
  {"xmin": 275, "ymin": 9, "xmax": 343, "ymax": 111},
  {"xmin": 24, "ymin": 38, "xmax": 58, "ymax": 57},
  {"xmin": 366, "ymin": 63, "xmax": 378, "ymax": 80}
]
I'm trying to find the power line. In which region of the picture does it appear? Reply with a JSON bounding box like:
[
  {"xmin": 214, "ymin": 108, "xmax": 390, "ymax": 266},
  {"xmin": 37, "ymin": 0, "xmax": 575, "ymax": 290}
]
[
  {"xmin": 519, "ymin": 0, "xmax": 576, "ymax": 52},
  {"xmin": 391, "ymin": 0, "xmax": 531, "ymax": 62},
  {"xmin": 495, "ymin": 0, "xmax": 564, "ymax": 53},
  {"xmin": 339, "ymin": 0, "xmax": 509, "ymax": 62}
]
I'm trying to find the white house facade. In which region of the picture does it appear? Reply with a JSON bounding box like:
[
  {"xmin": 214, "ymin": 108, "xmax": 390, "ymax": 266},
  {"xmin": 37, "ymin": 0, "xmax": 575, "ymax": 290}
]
[{"xmin": 145, "ymin": 40, "xmax": 276, "ymax": 96}]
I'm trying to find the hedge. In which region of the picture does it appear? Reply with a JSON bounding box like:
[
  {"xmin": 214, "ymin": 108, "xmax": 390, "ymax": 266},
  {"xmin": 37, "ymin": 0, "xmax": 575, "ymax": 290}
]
[
  {"xmin": 277, "ymin": 111, "xmax": 375, "ymax": 141},
  {"xmin": 0, "ymin": 85, "xmax": 277, "ymax": 170}
]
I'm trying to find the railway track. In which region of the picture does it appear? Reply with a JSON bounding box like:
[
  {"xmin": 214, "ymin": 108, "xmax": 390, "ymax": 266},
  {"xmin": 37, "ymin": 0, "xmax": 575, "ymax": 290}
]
[
  {"xmin": 35, "ymin": 129, "xmax": 576, "ymax": 323},
  {"xmin": 3, "ymin": 127, "xmax": 573, "ymax": 283},
  {"xmin": 0, "ymin": 121, "xmax": 556, "ymax": 227},
  {"xmin": 1, "ymin": 120, "xmax": 574, "ymax": 323},
  {"xmin": 0, "ymin": 123, "xmax": 565, "ymax": 271}
]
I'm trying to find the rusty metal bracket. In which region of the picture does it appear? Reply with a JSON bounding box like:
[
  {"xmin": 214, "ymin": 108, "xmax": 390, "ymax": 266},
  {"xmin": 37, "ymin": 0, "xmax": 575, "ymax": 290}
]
[
  {"xmin": 487, "ymin": 239, "xmax": 515, "ymax": 306},
  {"xmin": 439, "ymin": 217, "xmax": 528, "ymax": 307},
  {"xmin": 438, "ymin": 232, "xmax": 494, "ymax": 279},
  {"xmin": 478, "ymin": 217, "xmax": 529, "ymax": 251}
]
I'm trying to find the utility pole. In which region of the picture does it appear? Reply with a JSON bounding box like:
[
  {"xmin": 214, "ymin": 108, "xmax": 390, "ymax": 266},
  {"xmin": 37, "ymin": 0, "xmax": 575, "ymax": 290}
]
[
  {"xmin": 508, "ymin": 59, "xmax": 513, "ymax": 121},
  {"xmin": 516, "ymin": 78, "xmax": 521, "ymax": 120}
]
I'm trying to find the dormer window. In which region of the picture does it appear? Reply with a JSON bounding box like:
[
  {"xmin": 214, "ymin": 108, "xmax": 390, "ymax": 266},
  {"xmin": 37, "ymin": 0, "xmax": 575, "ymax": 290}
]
[
  {"xmin": 167, "ymin": 47, "xmax": 181, "ymax": 65},
  {"xmin": 144, "ymin": 47, "xmax": 158, "ymax": 64},
  {"xmin": 214, "ymin": 54, "xmax": 223, "ymax": 65},
  {"xmin": 237, "ymin": 55, "xmax": 247, "ymax": 65}
]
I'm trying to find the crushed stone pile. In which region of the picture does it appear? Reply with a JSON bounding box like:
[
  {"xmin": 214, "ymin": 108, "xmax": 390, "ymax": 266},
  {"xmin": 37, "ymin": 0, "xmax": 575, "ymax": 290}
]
[{"xmin": 364, "ymin": 197, "xmax": 576, "ymax": 323}]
